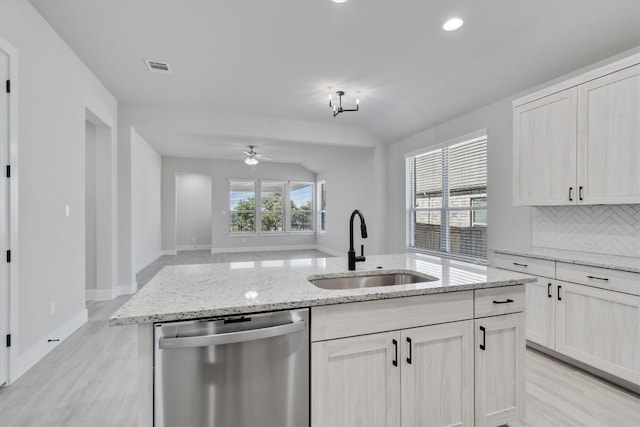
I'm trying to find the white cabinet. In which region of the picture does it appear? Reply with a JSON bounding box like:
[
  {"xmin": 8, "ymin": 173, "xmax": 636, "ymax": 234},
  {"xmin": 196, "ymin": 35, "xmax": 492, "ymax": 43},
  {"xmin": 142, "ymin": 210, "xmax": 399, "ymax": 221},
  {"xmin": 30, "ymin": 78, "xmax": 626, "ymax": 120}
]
[
  {"xmin": 577, "ymin": 64, "xmax": 640, "ymax": 204},
  {"xmin": 311, "ymin": 331, "xmax": 400, "ymax": 427},
  {"xmin": 513, "ymin": 55, "xmax": 640, "ymax": 206},
  {"xmin": 513, "ymin": 88, "xmax": 578, "ymax": 205},
  {"xmin": 525, "ymin": 278, "xmax": 556, "ymax": 348},
  {"xmin": 400, "ymin": 321, "xmax": 474, "ymax": 427},
  {"xmin": 474, "ymin": 313, "xmax": 525, "ymax": 427},
  {"xmin": 494, "ymin": 252, "xmax": 640, "ymax": 386},
  {"xmin": 311, "ymin": 286, "xmax": 526, "ymax": 427},
  {"xmin": 556, "ymin": 281, "xmax": 640, "ymax": 384}
]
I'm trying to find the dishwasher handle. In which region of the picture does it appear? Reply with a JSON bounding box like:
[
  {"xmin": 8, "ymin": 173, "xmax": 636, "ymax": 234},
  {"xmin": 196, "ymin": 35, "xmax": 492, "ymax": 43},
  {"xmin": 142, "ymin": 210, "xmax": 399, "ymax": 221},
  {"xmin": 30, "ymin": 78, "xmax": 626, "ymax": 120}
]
[{"xmin": 159, "ymin": 320, "xmax": 306, "ymax": 349}]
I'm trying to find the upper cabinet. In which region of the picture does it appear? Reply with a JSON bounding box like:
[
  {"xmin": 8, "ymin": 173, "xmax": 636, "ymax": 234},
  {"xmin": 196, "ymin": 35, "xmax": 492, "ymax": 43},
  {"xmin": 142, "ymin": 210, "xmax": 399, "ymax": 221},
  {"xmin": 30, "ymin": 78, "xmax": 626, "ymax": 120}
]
[{"xmin": 513, "ymin": 54, "xmax": 640, "ymax": 206}]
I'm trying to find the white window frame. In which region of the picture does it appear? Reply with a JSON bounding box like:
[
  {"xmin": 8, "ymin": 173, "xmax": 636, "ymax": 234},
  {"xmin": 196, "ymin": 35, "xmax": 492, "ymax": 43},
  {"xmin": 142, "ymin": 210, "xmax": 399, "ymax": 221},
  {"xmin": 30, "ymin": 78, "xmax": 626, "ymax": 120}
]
[
  {"xmin": 405, "ymin": 130, "xmax": 488, "ymax": 262},
  {"xmin": 259, "ymin": 180, "xmax": 287, "ymax": 234},
  {"xmin": 317, "ymin": 180, "xmax": 326, "ymax": 234},
  {"xmin": 289, "ymin": 181, "xmax": 315, "ymax": 233},
  {"xmin": 229, "ymin": 179, "xmax": 257, "ymax": 235}
]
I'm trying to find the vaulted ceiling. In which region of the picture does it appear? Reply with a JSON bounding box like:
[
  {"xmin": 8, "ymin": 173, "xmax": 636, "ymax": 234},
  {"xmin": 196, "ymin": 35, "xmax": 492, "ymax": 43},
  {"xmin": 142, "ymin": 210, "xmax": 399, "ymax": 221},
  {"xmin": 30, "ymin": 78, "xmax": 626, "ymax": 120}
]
[{"xmin": 29, "ymin": 0, "xmax": 640, "ymax": 170}]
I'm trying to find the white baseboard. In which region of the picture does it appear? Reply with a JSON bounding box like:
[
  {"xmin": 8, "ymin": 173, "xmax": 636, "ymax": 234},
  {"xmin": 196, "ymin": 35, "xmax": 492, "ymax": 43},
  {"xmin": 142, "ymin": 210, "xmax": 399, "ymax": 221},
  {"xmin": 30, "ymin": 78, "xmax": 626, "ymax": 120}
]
[
  {"xmin": 118, "ymin": 283, "xmax": 137, "ymax": 296},
  {"xmin": 10, "ymin": 308, "xmax": 88, "ymax": 383},
  {"xmin": 85, "ymin": 288, "xmax": 118, "ymax": 301},
  {"xmin": 177, "ymin": 245, "xmax": 212, "ymax": 251},
  {"xmin": 315, "ymin": 245, "xmax": 343, "ymax": 257},
  {"xmin": 161, "ymin": 250, "xmax": 177, "ymax": 256},
  {"xmin": 211, "ymin": 244, "xmax": 317, "ymax": 254}
]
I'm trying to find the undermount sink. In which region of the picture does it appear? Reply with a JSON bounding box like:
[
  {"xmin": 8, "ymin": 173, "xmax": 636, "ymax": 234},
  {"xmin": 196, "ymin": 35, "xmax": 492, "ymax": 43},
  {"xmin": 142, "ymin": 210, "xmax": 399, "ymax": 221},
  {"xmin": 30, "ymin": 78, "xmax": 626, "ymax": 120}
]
[{"xmin": 310, "ymin": 272, "xmax": 433, "ymax": 290}]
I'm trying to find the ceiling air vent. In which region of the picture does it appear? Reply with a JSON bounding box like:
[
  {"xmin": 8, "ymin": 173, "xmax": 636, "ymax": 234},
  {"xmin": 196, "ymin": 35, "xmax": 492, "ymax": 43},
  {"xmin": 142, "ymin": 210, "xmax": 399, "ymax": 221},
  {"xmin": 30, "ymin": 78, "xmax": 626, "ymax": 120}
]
[{"xmin": 144, "ymin": 59, "xmax": 172, "ymax": 74}]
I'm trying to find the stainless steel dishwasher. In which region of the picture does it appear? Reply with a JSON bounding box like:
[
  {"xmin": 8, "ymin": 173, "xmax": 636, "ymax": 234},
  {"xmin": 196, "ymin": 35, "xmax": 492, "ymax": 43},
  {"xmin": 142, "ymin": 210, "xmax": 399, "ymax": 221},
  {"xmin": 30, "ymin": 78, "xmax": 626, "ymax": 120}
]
[{"xmin": 154, "ymin": 308, "xmax": 309, "ymax": 427}]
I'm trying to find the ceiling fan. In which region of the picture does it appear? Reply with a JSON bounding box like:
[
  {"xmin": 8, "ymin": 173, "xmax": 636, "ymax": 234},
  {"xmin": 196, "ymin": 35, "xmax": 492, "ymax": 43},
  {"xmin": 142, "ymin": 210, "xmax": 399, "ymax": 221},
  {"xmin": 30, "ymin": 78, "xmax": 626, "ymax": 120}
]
[{"xmin": 243, "ymin": 145, "xmax": 271, "ymax": 166}]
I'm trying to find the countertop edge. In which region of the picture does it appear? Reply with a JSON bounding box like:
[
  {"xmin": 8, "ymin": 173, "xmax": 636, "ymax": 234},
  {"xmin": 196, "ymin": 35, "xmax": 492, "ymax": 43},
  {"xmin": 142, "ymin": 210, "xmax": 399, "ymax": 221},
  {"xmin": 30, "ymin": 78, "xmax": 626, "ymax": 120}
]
[
  {"xmin": 493, "ymin": 248, "xmax": 640, "ymax": 274},
  {"xmin": 108, "ymin": 278, "xmax": 534, "ymax": 326}
]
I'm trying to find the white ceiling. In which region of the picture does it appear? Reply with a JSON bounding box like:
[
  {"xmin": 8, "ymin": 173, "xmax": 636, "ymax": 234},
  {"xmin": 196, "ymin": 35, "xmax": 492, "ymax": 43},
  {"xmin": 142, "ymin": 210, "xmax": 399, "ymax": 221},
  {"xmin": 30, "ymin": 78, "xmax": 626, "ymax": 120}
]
[{"xmin": 29, "ymin": 0, "xmax": 640, "ymax": 170}]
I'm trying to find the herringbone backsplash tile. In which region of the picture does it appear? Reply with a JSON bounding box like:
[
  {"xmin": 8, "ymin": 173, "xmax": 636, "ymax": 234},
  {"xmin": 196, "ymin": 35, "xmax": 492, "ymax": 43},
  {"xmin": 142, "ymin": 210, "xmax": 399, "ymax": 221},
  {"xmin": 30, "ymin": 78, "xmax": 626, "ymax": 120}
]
[{"xmin": 533, "ymin": 205, "xmax": 640, "ymax": 257}]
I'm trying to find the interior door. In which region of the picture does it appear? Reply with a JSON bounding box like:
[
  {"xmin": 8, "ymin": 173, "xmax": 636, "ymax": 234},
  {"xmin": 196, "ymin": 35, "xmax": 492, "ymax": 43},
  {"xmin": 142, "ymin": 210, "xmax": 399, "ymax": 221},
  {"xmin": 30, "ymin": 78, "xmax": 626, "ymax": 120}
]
[{"xmin": 0, "ymin": 47, "xmax": 9, "ymax": 387}]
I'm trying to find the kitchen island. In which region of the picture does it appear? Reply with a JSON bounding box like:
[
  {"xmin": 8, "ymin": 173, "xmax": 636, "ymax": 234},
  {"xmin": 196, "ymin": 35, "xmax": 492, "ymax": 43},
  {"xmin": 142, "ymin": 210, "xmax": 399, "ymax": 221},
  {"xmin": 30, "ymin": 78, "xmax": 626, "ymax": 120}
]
[{"xmin": 111, "ymin": 252, "xmax": 535, "ymax": 427}]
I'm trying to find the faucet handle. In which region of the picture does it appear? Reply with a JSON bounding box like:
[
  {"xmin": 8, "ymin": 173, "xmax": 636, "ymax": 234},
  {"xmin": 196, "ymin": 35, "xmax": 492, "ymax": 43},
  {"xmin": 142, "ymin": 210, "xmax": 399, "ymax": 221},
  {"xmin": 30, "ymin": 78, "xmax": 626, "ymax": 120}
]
[{"xmin": 360, "ymin": 244, "xmax": 365, "ymax": 257}]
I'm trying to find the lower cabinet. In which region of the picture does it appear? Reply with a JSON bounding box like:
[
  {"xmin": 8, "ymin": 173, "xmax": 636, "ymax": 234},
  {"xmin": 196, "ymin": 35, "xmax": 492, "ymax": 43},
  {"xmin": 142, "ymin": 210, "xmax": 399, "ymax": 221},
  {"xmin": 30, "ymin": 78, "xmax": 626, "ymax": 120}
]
[
  {"xmin": 312, "ymin": 318, "xmax": 521, "ymax": 427},
  {"xmin": 556, "ymin": 282, "xmax": 640, "ymax": 384},
  {"xmin": 525, "ymin": 278, "xmax": 556, "ymax": 348},
  {"xmin": 311, "ymin": 331, "xmax": 400, "ymax": 427},
  {"xmin": 474, "ymin": 313, "xmax": 525, "ymax": 427}
]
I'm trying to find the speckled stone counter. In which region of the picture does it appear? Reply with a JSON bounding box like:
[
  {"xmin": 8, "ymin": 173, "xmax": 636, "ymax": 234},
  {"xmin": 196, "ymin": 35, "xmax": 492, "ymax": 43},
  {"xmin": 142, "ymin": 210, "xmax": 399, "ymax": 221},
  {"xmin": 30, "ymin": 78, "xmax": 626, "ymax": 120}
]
[
  {"xmin": 493, "ymin": 247, "xmax": 640, "ymax": 274},
  {"xmin": 110, "ymin": 253, "xmax": 535, "ymax": 326}
]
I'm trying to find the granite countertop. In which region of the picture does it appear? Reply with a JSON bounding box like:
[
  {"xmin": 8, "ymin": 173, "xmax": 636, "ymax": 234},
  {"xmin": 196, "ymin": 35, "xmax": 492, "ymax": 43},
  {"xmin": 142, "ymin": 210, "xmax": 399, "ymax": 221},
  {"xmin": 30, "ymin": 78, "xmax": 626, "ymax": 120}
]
[
  {"xmin": 493, "ymin": 247, "xmax": 640, "ymax": 274},
  {"xmin": 109, "ymin": 253, "xmax": 536, "ymax": 326}
]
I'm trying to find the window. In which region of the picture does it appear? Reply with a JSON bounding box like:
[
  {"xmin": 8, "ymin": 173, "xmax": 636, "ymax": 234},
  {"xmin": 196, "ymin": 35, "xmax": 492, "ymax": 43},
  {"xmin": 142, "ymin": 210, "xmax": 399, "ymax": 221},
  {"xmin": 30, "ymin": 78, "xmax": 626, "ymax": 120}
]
[
  {"xmin": 229, "ymin": 180, "xmax": 256, "ymax": 232},
  {"xmin": 406, "ymin": 137, "xmax": 487, "ymax": 260},
  {"xmin": 290, "ymin": 182, "xmax": 314, "ymax": 232},
  {"xmin": 261, "ymin": 181, "xmax": 285, "ymax": 232},
  {"xmin": 318, "ymin": 181, "xmax": 327, "ymax": 232}
]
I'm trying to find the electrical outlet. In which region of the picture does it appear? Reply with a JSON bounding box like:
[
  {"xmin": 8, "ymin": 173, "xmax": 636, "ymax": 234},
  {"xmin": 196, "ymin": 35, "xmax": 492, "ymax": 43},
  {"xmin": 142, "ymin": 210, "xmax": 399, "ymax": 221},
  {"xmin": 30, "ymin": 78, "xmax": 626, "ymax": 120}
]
[
  {"xmin": 65, "ymin": 205, "xmax": 70, "ymax": 217},
  {"xmin": 50, "ymin": 301, "xmax": 56, "ymax": 316},
  {"xmin": 192, "ymin": 237, "xmax": 196, "ymax": 242},
  {"xmin": 583, "ymin": 240, "xmax": 595, "ymax": 250}
]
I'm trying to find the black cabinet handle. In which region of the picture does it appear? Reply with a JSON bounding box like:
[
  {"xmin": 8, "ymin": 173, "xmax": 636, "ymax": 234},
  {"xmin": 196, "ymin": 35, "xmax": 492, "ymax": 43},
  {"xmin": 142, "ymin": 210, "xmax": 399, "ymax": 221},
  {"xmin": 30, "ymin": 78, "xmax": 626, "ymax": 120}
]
[
  {"xmin": 547, "ymin": 283, "xmax": 552, "ymax": 298},
  {"xmin": 557, "ymin": 285, "xmax": 562, "ymax": 301},
  {"xmin": 579, "ymin": 186, "xmax": 584, "ymax": 201},
  {"xmin": 392, "ymin": 339, "xmax": 398, "ymax": 367},
  {"xmin": 569, "ymin": 187, "xmax": 573, "ymax": 201},
  {"xmin": 493, "ymin": 299, "xmax": 514, "ymax": 304},
  {"xmin": 479, "ymin": 326, "xmax": 486, "ymax": 351},
  {"xmin": 512, "ymin": 262, "xmax": 528, "ymax": 268},
  {"xmin": 406, "ymin": 337, "xmax": 412, "ymax": 364},
  {"xmin": 587, "ymin": 275, "xmax": 609, "ymax": 282}
]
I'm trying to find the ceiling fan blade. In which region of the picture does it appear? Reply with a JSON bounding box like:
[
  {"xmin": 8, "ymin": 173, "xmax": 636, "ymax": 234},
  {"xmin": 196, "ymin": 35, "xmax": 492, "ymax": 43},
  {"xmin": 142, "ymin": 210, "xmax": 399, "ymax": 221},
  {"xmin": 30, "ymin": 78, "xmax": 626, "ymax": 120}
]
[
  {"xmin": 256, "ymin": 155, "xmax": 272, "ymax": 161},
  {"xmin": 242, "ymin": 151, "xmax": 252, "ymax": 156}
]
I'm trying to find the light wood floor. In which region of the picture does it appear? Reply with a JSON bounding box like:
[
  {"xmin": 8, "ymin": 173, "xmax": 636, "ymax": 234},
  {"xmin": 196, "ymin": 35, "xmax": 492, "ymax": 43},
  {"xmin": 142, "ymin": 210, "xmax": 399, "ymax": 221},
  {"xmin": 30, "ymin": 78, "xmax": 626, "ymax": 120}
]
[{"xmin": 1, "ymin": 250, "xmax": 639, "ymax": 426}]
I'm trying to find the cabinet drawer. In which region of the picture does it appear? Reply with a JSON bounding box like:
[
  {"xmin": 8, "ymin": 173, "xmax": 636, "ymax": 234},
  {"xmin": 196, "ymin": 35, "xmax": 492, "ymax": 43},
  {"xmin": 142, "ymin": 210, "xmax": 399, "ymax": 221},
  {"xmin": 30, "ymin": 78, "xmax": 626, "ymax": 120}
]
[
  {"xmin": 475, "ymin": 285, "xmax": 525, "ymax": 318},
  {"xmin": 311, "ymin": 291, "xmax": 474, "ymax": 342},
  {"xmin": 556, "ymin": 262, "xmax": 640, "ymax": 296},
  {"xmin": 493, "ymin": 253, "xmax": 555, "ymax": 278}
]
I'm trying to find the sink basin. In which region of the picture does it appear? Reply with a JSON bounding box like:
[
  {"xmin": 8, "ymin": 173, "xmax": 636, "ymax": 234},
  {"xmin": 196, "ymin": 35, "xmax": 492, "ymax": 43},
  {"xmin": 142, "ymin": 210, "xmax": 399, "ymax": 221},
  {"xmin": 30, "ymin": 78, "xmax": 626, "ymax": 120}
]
[{"xmin": 311, "ymin": 273, "xmax": 432, "ymax": 290}]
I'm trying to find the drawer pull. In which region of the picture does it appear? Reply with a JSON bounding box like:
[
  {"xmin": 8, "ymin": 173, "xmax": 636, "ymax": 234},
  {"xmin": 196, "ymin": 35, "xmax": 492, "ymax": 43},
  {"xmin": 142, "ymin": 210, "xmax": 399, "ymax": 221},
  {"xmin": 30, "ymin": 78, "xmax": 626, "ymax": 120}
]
[
  {"xmin": 587, "ymin": 275, "xmax": 609, "ymax": 282},
  {"xmin": 512, "ymin": 262, "xmax": 528, "ymax": 268},
  {"xmin": 493, "ymin": 299, "xmax": 514, "ymax": 304}
]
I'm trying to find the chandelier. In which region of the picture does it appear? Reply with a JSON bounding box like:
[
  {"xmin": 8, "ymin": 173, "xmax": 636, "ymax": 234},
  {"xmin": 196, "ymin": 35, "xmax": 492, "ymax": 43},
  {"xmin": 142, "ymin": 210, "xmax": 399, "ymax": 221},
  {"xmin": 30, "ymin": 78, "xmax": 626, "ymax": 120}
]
[{"xmin": 329, "ymin": 91, "xmax": 359, "ymax": 117}]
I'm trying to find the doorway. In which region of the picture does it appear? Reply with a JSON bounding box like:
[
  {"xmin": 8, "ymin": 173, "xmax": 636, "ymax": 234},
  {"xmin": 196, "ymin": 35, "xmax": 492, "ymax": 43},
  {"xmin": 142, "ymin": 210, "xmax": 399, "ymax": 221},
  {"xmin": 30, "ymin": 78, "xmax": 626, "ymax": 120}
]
[
  {"xmin": 176, "ymin": 174, "xmax": 212, "ymax": 251},
  {"xmin": 85, "ymin": 111, "xmax": 116, "ymax": 300}
]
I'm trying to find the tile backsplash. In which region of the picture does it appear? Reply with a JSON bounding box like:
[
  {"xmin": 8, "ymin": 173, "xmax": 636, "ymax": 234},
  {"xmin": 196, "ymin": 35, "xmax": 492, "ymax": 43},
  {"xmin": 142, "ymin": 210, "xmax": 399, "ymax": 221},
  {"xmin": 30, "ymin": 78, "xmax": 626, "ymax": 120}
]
[{"xmin": 533, "ymin": 205, "xmax": 640, "ymax": 257}]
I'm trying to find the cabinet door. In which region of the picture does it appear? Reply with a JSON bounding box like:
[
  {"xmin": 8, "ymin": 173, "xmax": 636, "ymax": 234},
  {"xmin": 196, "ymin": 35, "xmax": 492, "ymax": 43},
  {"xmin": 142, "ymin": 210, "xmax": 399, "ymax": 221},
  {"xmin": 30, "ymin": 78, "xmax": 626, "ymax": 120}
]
[
  {"xmin": 513, "ymin": 88, "xmax": 578, "ymax": 206},
  {"xmin": 311, "ymin": 331, "xmax": 400, "ymax": 427},
  {"xmin": 400, "ymin": 321, "xmax": 474, "ymax": 427},
  {"xmin": 526, "ymin": 279, "xmax": 556, "ymax": 348},
  {"xmin": 577, "ymin": 64, "xmax": 640, "ymax": 204},
  {"xmin": 556, "ymin": 281, "xmax": 640, "ymax": 384},
  {"xmin": 475, "ymin": 313, "xmax": 525, "ymax": 427}
]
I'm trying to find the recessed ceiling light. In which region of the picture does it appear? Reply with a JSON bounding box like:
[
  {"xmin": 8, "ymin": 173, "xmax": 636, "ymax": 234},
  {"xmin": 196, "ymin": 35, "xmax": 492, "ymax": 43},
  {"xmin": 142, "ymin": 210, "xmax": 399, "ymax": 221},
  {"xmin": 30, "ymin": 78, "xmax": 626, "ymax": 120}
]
[
  {"xmin": 443, "ymin": 18, "xmax": 464, "ymax": 31},
  {"xmin": 332, "ymin": 0, "xmax": 348, "ymax": 3}
]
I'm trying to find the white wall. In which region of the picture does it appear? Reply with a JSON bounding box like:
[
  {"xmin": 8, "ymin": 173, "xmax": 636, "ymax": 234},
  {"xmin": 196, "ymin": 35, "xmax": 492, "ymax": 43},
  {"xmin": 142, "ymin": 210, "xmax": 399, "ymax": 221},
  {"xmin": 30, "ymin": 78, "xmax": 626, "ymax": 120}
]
[
  {"xmin": 0, "ymin": 0, "xmax": 118, "ymax": 382},
  {"xmin": 386, "ymin": 99, "xmax": 533, "ymax": 258},
  {"xmin": 162, "ymin": 157, "xmax": 317, "ymax": 252},
  {"xmin": 132, "ymin": 129, "xmax": 162, "ymax": 273},
  {"xmin": 176, "ymin": 174, "xmax": 212, "ymax": 249},
  {"xmin": 316, "ymin": 147, "xmax": 386, "ymax": 257}
]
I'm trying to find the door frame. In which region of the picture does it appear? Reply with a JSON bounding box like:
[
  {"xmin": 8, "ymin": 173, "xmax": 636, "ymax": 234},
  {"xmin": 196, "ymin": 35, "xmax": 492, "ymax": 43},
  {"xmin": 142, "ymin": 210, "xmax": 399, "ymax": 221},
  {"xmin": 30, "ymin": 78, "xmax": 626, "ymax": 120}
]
[{"xmin": 0, "ymin": 36, "xmax": 19, "ymax": 384}]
